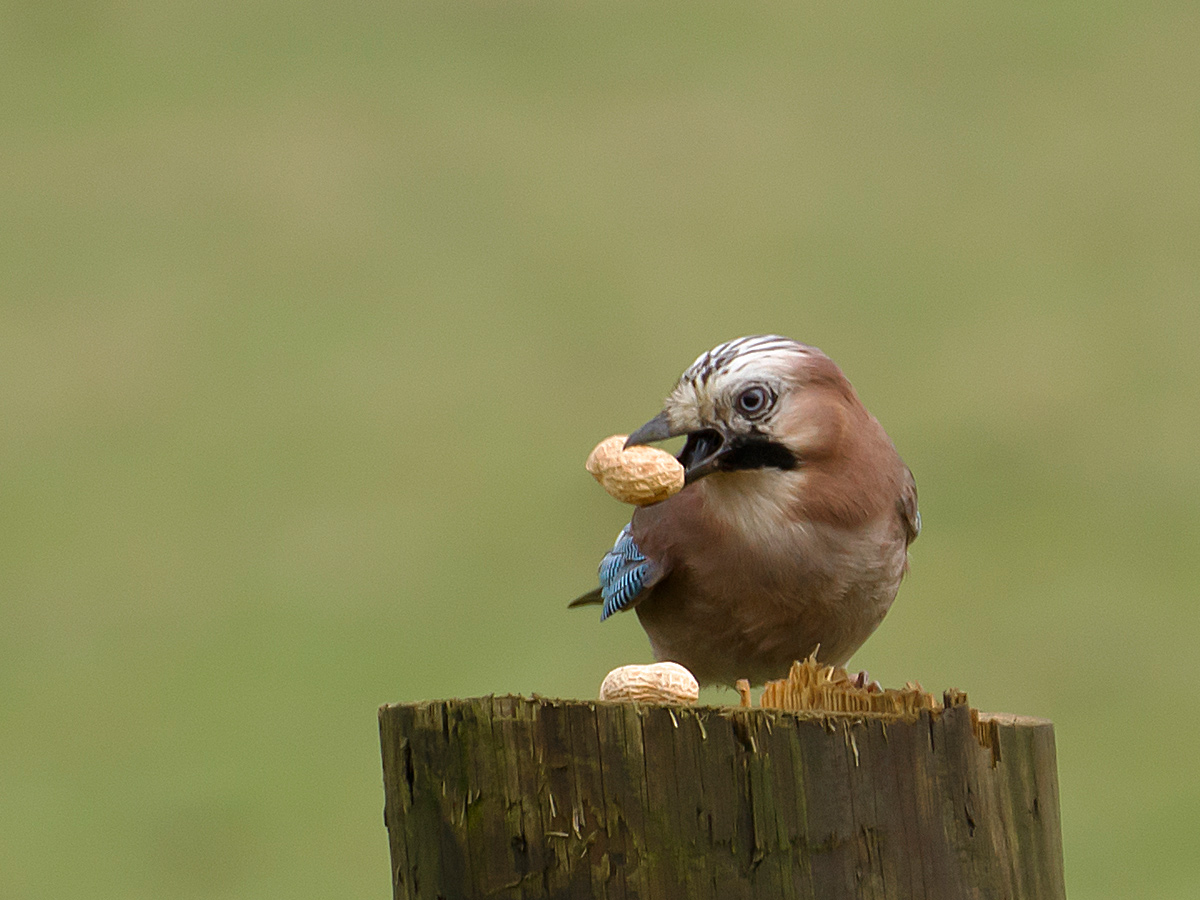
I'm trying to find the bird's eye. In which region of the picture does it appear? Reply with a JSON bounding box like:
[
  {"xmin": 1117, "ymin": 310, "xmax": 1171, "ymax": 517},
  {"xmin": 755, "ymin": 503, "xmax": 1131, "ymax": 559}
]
[{"xmin": 736, "ymin": 386, "xmax": 771, "ymax": 417}]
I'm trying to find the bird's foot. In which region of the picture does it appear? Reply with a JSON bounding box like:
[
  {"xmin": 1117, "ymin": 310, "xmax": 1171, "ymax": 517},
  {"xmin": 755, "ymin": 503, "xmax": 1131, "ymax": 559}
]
[{"xmin": 850, "ymin": 670, "xmax": 883, "ymax": 693}]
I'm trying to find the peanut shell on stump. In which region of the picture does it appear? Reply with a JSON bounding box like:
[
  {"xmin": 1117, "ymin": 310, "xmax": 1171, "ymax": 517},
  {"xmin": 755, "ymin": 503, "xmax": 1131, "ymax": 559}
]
[{"xmin": 599, "ymin": 662, "xmax": 700, "ymax": 704}]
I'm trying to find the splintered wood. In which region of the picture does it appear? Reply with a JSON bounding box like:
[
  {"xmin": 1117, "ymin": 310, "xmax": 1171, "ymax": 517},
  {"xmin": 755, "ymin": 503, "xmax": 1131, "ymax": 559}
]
[
  {"xmin": 752, "ymin": 653, "xmax": 939, "ymax": 717},
  {"xmin": 750, "ymin": 655, "xmax": 1002, "ymax": 761}
]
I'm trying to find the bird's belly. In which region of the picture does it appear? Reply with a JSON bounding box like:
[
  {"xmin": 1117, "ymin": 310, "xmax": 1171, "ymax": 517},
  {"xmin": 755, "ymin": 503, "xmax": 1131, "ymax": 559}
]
[{"xmin": 634, "ymin": 571, "xmax": 895, "ymax": 687}]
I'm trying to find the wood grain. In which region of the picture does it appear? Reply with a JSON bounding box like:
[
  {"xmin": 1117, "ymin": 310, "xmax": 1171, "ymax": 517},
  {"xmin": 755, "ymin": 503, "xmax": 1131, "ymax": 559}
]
[{"xmin": 380, "ymin": 697, "xmax": 1065, "ymax": 899}]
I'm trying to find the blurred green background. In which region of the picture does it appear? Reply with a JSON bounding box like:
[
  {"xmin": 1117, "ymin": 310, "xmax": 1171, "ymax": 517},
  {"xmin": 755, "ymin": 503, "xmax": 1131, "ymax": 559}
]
[{"xmin": 3, "ymin": 2, "xmax": 1198, "ymax": 898}]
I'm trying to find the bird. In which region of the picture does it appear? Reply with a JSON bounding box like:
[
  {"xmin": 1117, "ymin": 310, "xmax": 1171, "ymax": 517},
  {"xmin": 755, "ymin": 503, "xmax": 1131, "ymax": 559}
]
[{"xmin": 571, "ymin": 335, "xmax": 919, "ymax": 688}]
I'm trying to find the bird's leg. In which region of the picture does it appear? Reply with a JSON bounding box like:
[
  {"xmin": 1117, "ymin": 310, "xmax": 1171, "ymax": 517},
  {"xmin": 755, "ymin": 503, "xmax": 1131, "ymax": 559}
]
[{"xmin": 735, "ymin": 678, "xmax": 753, "ymax": 708}]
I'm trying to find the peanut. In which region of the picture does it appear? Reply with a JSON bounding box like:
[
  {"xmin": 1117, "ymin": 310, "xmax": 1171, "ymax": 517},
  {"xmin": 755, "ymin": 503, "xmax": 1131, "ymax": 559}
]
[
  {"xmin": 585, "ymin": 434, "xmax": 684, "ymax": 506},
  {"xmin": 599, "ymin": 662, "xmax": 699, "ymax": 704}
]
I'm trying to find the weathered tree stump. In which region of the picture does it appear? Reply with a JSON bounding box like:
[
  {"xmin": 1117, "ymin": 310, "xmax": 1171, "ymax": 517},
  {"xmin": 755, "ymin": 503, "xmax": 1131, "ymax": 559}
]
[{"xmin": 379, "ymin": 695, "xmax": 1065, "ymax": 899}]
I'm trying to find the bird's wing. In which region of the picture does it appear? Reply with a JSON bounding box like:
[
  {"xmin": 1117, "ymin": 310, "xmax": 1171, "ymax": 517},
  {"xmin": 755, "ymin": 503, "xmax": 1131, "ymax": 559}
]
[{"xmin": 567, "ymin": 523, "xmax": 666, "ymax": 620}]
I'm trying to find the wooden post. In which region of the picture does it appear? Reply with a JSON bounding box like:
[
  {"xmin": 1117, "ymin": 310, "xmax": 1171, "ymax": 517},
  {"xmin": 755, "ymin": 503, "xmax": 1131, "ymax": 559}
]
[{"xmin": 379, "ymin": 695, "xmax": 1065, "ymax": 899}]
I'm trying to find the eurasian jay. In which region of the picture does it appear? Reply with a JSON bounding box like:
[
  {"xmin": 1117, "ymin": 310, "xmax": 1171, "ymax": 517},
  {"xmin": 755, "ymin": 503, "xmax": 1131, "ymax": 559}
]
[{"xmin": 572, "ymin": 335, "xmax": 920, "ymax": 687}]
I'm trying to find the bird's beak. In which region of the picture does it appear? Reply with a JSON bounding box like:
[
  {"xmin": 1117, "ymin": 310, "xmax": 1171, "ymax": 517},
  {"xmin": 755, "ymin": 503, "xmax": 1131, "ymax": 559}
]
[
  {"xmin": 624, "ymin": 412, "xmax": 676, "ymax": 448},
  {"xmin": 625, "ymin": 412, "xmax": 730, "ymax": 486}
]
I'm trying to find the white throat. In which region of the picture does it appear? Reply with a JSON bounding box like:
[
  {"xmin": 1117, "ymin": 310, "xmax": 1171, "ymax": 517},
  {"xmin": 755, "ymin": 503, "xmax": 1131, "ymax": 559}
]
[{"xmin": 700, "ymin": 468, "xmax": 804, "ymax": 543}]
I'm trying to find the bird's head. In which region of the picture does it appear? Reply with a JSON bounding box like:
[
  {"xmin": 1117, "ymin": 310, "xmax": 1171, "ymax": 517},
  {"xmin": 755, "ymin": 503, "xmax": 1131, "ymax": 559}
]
[{"xmin": 626, "ymin": 335, "xmax": 859, "ymax": 485}]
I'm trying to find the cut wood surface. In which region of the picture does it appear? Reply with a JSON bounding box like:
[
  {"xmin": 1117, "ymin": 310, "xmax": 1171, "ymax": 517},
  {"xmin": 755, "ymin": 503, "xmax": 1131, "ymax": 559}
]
[{"xmin": 379, "ymin": 694, "xmax": 1065, "ymax": 900}]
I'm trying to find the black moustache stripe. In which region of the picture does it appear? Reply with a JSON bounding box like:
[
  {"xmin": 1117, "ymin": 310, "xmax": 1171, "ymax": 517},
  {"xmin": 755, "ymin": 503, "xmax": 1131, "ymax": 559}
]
[{"xmin": 720, "ymin": 439, "xmax": 799, "ymax": 472}]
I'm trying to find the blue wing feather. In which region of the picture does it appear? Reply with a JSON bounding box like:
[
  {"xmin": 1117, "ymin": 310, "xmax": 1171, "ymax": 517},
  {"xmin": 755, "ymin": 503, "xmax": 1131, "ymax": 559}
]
[{"xmin": 598, "ymin": 524, "xmax": 657, "ymax": 620}]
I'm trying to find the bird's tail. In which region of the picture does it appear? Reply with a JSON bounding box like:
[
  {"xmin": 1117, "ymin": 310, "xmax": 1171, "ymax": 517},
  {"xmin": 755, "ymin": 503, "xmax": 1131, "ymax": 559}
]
[{"xmin": 567, "ymin": 587, "xmax": 603, "ymax": 608}]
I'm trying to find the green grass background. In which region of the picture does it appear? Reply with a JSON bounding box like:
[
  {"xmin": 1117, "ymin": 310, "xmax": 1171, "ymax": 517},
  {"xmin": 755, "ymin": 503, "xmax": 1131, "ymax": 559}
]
[{"xmin": 3, "ymin": 2, "xmax": 1198, "ymax": 897}]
